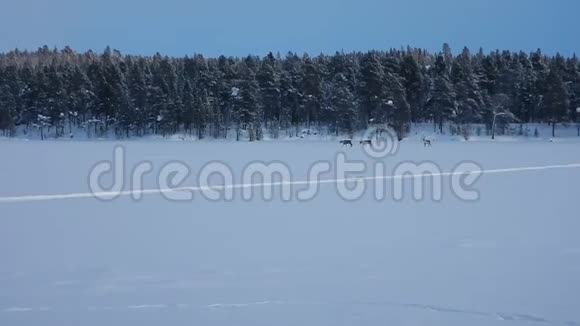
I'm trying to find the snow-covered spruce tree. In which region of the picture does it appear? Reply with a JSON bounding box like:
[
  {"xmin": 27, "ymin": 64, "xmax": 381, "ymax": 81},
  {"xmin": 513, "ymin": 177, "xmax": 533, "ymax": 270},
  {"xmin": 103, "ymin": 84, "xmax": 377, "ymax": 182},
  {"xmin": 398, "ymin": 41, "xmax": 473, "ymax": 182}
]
[
  {"xmin": 150, "ymin": 55, "xmax": 183, "ymax": 136},
  {"xmin": 0, "ymin": 84, "xmax": 17, "ymax": 136},
  {"xmin": 235, "ymin": 59, "xmax": 261, "ymax": 141},
  {"xmin": 193, "ymin": 87, "xmax": 210, "ymax": 139},
  {"xmin": 426, "ymin": 55, "xmax": 456, "ymax": 133},
  {"xmin": 518, "ymin": 62, "xmax": 536, "ymax": 124},
  {"xmin": 451, "ymin": 47, "xmax": 484, "ymax": 139},
  {"xmin": 0, "ymin": 65, "xmax": 22, "ymax": 133},
  {"xmin": 190, "ymin": 54, "xmax": 215, "ymax": 139},
  {"xmin": 49, "ymin": 65, "xmax": 68, "ymax": 137},
  {"xmin": 383, "ymin": 72, "xmax": 411, "ymax": 140},
  {"xmin": 563, "ymin": 55, "xmax": 580, "ymax": 126},
  {"xmin": 359, "ymin": 51, "xmax": 385, "ymax": 128},
  {"xmin": 86, "ymin": 48, "xmax": 125, "ymax": 137},
  {"xmin": 17, "ymin": 63, "xmax": 38, "ymax": 133},
  {"xmin": 331, "ymin": 73, "xmax": 357, "ymax": 137},
  {"xmin": 282, "ymin": 53, "xmax": 305, "ymax": 137},
  {"xmin": 66, "ymin": 65, "xmax": 95, "ymax": 134},
  {"xmin": 126, "ymin": 58, "xmax": 150, "ymax": 136},
  {"xmin": 257, "ymin": 52, "xmax": 281, "ymax": 138},
  {"xmin": 542, "ymin": 62, "xmax": 569, "ymax": 137},
  {"xmin": 400, "ymin": 53, "xmax": 425, "ymax": 122},
  {"xmin": 530, "ymin": 49, "xmax": 549, "ymax": 122},
  {"xmin": 302, "ymin": 55, "xmax": 322, "ymax": 131},
  {"xmin": 181, "ymin": 79, "xmax": 195, "ymax": 136},
  {"xmin": 214, "ymin": 55, "xmax": 236, "ymax": 139},
  {"xmin": 114, "ymin": 80, "xmax": 133, "ymax": 138}
]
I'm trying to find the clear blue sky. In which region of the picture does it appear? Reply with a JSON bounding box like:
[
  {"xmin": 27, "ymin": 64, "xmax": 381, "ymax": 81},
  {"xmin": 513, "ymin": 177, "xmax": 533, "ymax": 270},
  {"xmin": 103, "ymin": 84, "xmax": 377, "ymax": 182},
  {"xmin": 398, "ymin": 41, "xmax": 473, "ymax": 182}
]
[{"xmin": 1, "ymin": 0, "xmax": 577, "ymax": 57}]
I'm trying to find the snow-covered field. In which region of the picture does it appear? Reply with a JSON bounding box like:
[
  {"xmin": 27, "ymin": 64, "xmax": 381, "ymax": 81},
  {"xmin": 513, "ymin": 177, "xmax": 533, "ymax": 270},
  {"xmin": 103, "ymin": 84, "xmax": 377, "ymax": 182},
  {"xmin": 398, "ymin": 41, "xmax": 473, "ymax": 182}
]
[{"xmin": 1, "ymin": 139, "xmax": 580, "ymax": 326}]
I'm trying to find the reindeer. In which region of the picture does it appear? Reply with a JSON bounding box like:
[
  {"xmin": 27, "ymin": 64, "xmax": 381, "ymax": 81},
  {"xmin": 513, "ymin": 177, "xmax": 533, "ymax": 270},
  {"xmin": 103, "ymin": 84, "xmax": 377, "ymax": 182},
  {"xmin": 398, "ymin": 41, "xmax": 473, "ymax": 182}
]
[
  {"xmin": 422, "ymin": 136, "xmax": 432, "ymax": 147},
  {"xmin": 339, "ymin": 139, "xmax": 353, "ymax": 147},
  {"xmin": 360, "ymin": 139, "xmax": 372, "ymax": 146}
]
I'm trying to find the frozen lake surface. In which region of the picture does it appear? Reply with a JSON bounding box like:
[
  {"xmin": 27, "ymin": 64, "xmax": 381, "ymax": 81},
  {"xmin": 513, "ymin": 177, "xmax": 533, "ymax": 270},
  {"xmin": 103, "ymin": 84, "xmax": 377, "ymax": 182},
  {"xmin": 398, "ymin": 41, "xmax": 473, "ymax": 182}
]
[{"xmin": 1, "ymin": 139, "xmax": 580, "ymax": 326}]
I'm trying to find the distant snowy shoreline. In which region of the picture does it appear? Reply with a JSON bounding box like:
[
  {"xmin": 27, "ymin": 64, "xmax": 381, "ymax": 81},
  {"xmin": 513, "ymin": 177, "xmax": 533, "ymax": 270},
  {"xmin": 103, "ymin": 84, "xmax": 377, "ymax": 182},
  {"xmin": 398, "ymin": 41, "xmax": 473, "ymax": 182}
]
[{"xmin": 2, "ymin": 123, "xmax": 579, "ymax": 143}]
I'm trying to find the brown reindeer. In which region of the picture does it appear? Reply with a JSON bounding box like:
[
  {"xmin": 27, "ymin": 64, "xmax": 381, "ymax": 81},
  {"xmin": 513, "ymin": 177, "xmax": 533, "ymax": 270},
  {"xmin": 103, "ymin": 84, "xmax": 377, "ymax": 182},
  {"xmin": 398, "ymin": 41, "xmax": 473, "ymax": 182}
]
[
  {"xmin": 339, "ymin": 139, "xmax": 353, "ymax": 147},
  {"xmin": 422, "ymin": 137, "xmax": 432, "ymax": 147}
]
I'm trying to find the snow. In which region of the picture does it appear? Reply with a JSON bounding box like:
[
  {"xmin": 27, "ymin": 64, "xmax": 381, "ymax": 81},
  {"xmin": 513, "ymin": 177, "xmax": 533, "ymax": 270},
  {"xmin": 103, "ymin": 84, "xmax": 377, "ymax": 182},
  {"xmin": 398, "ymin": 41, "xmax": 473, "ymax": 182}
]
[
  {"xmin": 3, "ymin": 122, "xmax": 579, "ymax": 143},
  {"xmin": 1, "ymin": 139, "xmax": 580, "ymax": 326}
]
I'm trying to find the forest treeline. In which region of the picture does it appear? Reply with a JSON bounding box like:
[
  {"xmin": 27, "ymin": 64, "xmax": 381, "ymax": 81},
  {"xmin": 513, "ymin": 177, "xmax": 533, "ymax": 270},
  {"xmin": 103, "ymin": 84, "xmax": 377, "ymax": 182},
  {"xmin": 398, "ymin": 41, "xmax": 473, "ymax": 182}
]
[{"xmin": 0, "ymin": 44, "xmax": 579, "ymax": 140}]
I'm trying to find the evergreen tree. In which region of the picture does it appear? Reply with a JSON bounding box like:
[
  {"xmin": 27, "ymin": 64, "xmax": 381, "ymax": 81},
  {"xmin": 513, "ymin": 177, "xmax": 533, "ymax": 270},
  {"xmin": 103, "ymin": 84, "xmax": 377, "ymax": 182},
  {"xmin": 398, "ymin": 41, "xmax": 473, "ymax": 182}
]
[
  {"xmin": 302, "ymin": 55, "xmax": 322, "ymax": 130},
  {"xmin": 280, "ymin": 55, "xmax": 304, "ymax": 136},
  {"xmin": 126, "ymin": 58, "xmax": 150, "ymax": 135},
  {"xmin": 330, "ymin": 73, "xmax": 357, "ymax": 136},
  {"xmin": 257, "ymin": 52, "xmax": 281, "ymax": 136},
  {"xmin": 235, "ymin": 62, "xmax": 261, "ymax": 141},
  {"xmin": 359, "ymin": 51, "xmax": 384, "ymax": 127},
  {"xmin": 0, "ymin": 44, "xmax": 577, "ymax": 140},
  {"xmin": 451, "ymin": 47, "xmax": 484, "ymax": 137},
  {"xmin": 426, "ymin": 55, "xmax": 456, "ymax": 133},
  {"xmin": 400, "ymin": 53, "xmax": 424, "ymax": 121},
  {"xmin": 543, "ymin": 64, "xmax": 569, "ymax": 137},
  {"xmin": 530, "ymin": 49, "xmax": 548, "ymax": 121},
  {"xmin": 0, "ymin": 84, "xmax": 16, "ymax": 136},
  {"xmin": 383, "ymin": 72, "xmax": 411, "ymax": 140}
]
